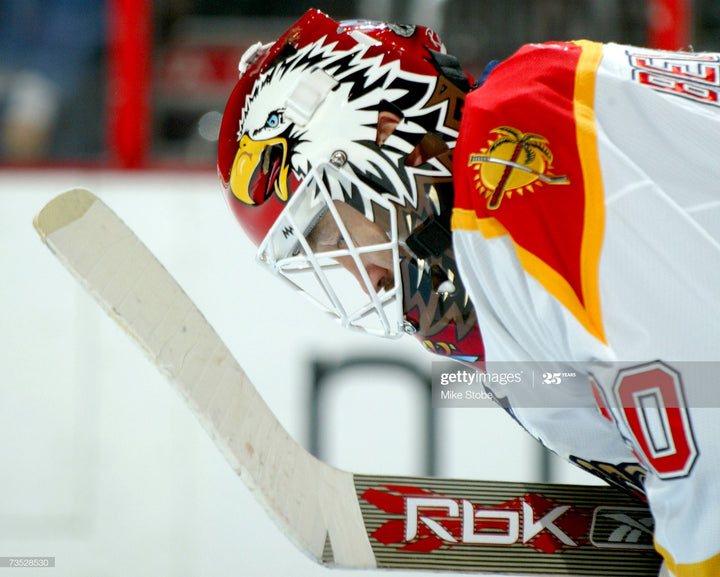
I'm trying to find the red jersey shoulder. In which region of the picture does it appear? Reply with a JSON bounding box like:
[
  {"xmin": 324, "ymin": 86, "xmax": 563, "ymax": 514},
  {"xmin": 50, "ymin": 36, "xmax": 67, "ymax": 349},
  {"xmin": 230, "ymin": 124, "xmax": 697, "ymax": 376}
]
[
  {"xmin": 467, "ymin": 42, "xmax": 581, "ymax": 110},
  {"xmin": 456, "ymin": 41, "xmax": 584, "ymax": 212},
  {"xmin": 453, "ymin": 41, "xmax": 607, "ymax": 343}
]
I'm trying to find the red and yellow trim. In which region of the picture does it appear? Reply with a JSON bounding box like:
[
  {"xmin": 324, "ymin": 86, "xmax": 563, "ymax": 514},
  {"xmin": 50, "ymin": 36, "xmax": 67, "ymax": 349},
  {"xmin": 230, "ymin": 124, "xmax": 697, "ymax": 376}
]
[
  {"xmin": 452, "ymin": 41, "xmax": 607, "ymax": 344},
  {"xmin": 573, "ymin": 39, "xmax": 605, "ymax": 343}
]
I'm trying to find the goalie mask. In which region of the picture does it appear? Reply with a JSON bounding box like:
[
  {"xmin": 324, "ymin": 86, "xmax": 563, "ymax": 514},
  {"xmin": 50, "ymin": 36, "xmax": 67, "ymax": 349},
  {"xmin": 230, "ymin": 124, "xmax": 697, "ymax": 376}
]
[{"xmin": 218, "ymin": 9, "xmax": 484, "ymax": 363}]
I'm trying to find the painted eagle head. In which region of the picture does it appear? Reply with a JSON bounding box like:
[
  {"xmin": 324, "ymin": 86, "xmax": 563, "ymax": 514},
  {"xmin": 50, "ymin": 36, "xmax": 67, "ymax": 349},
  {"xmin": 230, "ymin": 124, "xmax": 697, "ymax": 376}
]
[{"xmin": 218, "ymin": 9, "xmax": 484, "ymax": 363}]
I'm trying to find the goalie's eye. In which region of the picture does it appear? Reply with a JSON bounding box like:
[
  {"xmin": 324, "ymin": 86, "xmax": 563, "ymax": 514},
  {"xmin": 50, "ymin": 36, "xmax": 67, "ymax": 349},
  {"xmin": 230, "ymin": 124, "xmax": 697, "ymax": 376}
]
[{"xmin": 265, "ymin": 111, "xmax": 282, "ymax": 129}]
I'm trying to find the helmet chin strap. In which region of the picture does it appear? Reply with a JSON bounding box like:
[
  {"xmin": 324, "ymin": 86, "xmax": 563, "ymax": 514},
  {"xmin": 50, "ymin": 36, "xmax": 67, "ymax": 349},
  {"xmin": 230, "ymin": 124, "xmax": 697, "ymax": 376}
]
[
  {"xmin": 406, "ymin": 210, "xmax": 452, "ymax": 259},
  {"xmin": 405, "ymin": 199, "xmax": 457, "ymax": 289}
]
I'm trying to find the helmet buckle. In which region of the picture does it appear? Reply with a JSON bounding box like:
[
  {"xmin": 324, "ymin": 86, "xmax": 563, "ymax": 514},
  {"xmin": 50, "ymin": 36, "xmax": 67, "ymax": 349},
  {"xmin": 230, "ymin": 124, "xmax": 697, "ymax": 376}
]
[{"xmin": 285, "ymin": 69, "xmax": 338, "ymax": 126}]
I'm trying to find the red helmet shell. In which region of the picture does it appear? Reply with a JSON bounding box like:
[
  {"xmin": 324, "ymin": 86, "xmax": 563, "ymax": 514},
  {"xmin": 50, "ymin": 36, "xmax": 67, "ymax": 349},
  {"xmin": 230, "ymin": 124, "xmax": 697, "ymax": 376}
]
[{"xmin": 217, "ymin": 9, "xmax": 447, "ymax": 246}]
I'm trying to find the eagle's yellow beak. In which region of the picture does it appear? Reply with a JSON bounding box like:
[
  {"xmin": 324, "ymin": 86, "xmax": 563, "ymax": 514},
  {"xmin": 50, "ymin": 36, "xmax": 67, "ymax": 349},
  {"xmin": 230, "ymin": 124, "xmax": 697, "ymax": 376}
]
[{"xmin": 230, "ymin": 133, "xmax": 290, "ymax": 205}]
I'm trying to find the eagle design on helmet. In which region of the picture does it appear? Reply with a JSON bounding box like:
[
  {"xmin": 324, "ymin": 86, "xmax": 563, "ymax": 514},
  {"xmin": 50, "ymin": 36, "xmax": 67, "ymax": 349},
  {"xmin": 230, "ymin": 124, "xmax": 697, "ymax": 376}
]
[{"xmin": 218, "ymin": 9, "xmax": 484, "ymax": 363}]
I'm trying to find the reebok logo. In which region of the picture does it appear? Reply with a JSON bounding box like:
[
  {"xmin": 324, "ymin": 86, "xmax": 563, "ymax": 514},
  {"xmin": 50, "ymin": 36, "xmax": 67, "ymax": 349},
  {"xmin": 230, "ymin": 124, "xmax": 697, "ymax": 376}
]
[
  {"xmin": 361, "ymin": 484, "xmax": 591, "ymax": 555},
  {"xmin": 590, "ymin": 507, "xmax": 655, "ymax": 550}
]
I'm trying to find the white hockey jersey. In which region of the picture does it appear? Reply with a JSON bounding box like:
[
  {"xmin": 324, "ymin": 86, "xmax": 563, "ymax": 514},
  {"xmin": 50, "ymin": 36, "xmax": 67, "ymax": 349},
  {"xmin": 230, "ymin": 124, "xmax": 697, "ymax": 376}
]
[{"xmin": 451, "ymin": 40, "xmax": 720, "ymax": 576}]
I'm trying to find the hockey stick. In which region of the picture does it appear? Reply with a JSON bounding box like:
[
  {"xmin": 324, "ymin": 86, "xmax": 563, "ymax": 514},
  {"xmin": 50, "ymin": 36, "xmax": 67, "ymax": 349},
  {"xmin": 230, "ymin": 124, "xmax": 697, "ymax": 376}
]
[{"xmin": 34, "ymin": 189, "xmax": 662, "ymax": 576}]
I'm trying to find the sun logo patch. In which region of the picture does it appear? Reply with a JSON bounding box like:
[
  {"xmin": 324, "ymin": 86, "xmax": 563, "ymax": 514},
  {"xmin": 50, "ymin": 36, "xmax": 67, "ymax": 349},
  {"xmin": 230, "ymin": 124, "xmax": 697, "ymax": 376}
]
[{"xmin": 468, "ymin": 127, "xmax": 569, "ymax": 210}]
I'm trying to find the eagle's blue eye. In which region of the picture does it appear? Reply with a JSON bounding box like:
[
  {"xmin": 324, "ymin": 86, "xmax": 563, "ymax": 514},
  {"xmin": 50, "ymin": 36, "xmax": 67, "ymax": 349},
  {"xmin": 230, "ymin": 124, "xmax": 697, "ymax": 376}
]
[{"xmin": 266, "ymin": 112, "xmax": 280, "ymax": 128}]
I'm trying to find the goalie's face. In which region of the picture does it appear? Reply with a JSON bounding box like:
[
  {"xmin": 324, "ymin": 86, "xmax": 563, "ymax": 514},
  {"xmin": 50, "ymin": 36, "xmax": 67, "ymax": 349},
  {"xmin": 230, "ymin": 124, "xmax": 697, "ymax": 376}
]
[
  {"xmin": 256, "ymin": 166, "xmax": 406, "ymax": 337},
  {"xmin": 307, "ymin": 202, "xmax": 395, "ymax": 295}
]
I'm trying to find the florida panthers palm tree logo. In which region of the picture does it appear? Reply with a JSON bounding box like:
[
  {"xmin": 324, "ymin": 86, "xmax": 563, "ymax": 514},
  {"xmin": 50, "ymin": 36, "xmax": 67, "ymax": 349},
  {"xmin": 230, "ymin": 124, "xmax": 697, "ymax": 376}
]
[{"xmin": 469, "ymin": 127, "xmax": 569, "ymax": 210}]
